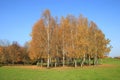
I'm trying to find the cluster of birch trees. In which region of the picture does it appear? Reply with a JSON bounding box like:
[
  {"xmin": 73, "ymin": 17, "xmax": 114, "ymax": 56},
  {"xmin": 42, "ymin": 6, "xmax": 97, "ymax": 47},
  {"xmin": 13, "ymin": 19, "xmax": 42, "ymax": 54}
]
[{"xmin": 29, "ymin": 10, "xmax": 111, "ymax": 68}]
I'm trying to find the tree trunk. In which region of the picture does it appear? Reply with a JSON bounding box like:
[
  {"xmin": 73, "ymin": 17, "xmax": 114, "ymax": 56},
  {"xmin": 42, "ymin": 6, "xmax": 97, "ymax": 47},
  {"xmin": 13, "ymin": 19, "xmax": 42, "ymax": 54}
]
[
  {"xmin": 96, "ymin": 57, "xmax": 98, "ymax": 65},
  {"xmin": 93, "ymin": 58, "xmax": 95, "ymax": 65},
  {"xmin": 74, "ymin": 58, "xmax": 77, "ymax": 68},
  {"xmin": 63, "ymin": 55, "xmax": 65, "ymax": 67},
  {"xmin": 93, "ymin": 55, "xmax": 97, "ymax": 66},
  {"xmin": 62, "ymin": 26, "xmax": 65, "ymax": 67},
  {"xmin": 81, "ymin": 54, "xmax": 85, "ymax": 67},
  {"xmin": 12, "ymin": 61, "xmax": 14, "ymax": 65},
  {"xmin": 40, "ymin": 59, "xmax": 43, "ymax": 67},
  {"xmin": 47, "ymin": 54, "xmax": 50, "ymax": 68},
  {"xmin": 55, "ymin": 58, "xmax": 57, "ymax": 67},
  {"xmin": 55, "ymin": 45, "xmax": 58, "ymax": 67},
  {"xmin": 88, "ymin": 55, "xmax": 91, "ymax": 66},
  {"xmin": 12, "ymin": 59, "xmax": 15, "ymax": 65}
]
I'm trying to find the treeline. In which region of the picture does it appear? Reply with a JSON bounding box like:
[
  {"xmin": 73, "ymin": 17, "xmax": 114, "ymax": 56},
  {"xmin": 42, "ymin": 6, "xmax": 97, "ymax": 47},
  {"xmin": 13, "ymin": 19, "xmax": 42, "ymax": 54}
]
[
  {"xmin": 29, "ymin": 9, "xmax": 111, "ymax": 68},
  {"xmin": 0, "ymin": 10, "xmax": 111, "ymax": 67},
  {"xmin": 0, "ymin": 40, "xmax": 30, "ymax": 65}
]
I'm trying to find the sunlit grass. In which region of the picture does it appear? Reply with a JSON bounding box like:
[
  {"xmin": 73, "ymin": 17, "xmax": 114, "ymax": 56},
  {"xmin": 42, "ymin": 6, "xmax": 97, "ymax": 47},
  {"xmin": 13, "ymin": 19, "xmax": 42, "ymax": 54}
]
[{"xmin": 0, "ymin": 58, "xmax": 120, "ymax": 80}]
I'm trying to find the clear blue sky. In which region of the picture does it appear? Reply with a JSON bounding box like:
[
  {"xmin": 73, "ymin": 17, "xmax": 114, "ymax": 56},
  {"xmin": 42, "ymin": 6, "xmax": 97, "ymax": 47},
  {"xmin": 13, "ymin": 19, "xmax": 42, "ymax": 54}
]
[{"xmin": 0, "ymin": 0, "xmax": 120, "ymax": 57}]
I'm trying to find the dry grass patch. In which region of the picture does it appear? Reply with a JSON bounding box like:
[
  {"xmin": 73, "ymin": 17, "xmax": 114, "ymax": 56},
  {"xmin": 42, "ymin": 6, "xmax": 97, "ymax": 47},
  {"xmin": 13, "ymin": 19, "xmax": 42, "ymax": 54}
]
[{"xmin": 3, "ymin": 64, "xmax": 116, "ymax": 71}]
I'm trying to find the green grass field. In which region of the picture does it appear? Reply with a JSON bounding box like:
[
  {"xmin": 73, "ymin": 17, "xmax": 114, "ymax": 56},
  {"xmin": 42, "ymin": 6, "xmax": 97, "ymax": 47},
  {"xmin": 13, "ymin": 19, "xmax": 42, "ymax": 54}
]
[{"xmin": 0, "ymin": 58, "xmax": 120, "ymax": 80}]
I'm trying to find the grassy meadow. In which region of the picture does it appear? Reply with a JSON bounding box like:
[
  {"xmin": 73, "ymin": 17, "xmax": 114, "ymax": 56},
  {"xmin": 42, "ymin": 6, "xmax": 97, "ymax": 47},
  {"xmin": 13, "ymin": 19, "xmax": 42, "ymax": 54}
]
[{"xmin": 0, "ymin": 58, "xmax": 120, "ymax": 80}]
